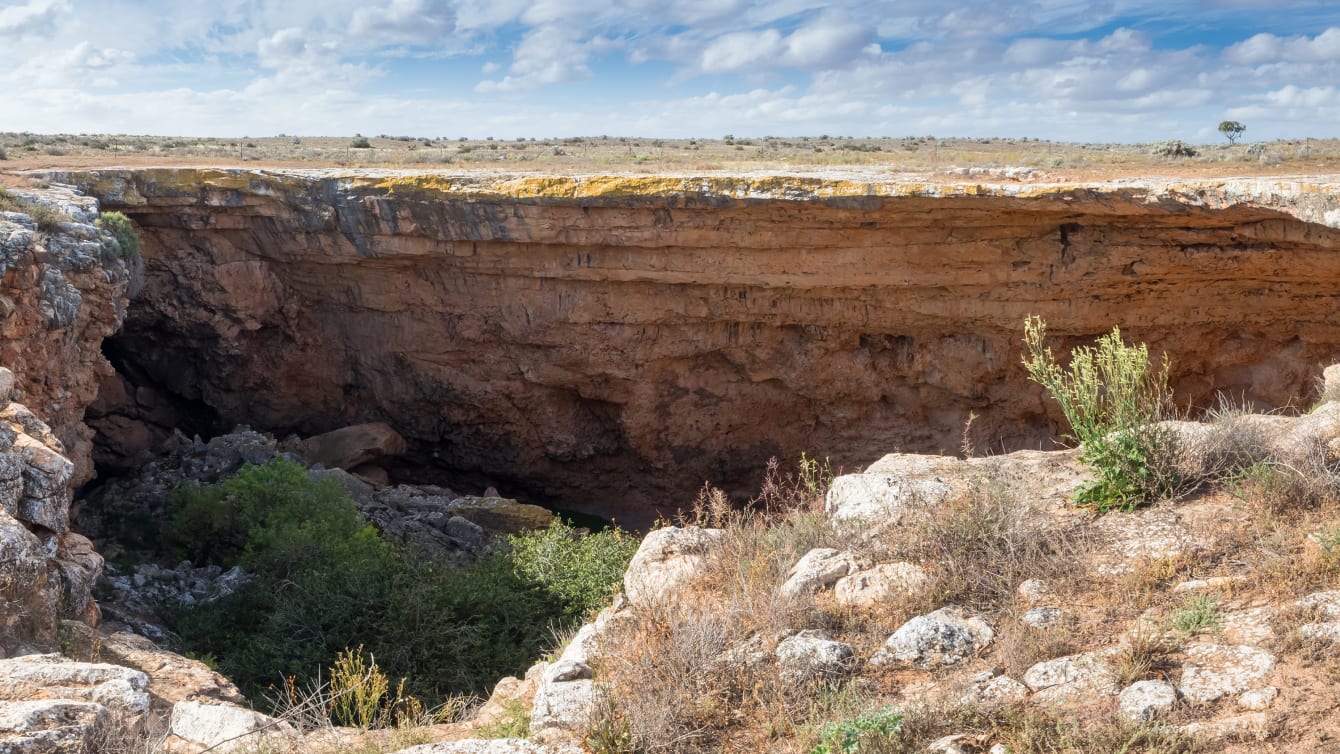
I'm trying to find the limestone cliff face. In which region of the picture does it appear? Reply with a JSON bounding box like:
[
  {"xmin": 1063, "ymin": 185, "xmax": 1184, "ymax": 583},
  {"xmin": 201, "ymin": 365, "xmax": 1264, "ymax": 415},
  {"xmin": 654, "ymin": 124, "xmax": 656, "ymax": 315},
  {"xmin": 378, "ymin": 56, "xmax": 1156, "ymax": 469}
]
[
  {"xmin": 0, "ymin": 184, "xmax": 132, "ymax": 487},
  {"xmin": 64, "ymin": 169, "xmax": 1340, "ymax": 522}
]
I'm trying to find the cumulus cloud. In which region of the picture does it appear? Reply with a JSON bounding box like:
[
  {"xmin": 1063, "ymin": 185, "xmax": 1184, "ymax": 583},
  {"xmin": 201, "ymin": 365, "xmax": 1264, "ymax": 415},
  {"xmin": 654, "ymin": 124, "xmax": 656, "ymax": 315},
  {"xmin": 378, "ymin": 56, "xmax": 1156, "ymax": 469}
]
[
  {"xmin": 0, "ymin": 0, "xmax": 69, "ymax": 37},
  {"xmin": 349, "ymin": 0, "xmax": 456, "ymax": 45},
  {"xmin": 1, "ymin": 0, "xmax": 1339, "ymax": 141},
  {"xmin": 1224, "ymin": 27, "xmax": 1340, "ymax": 64}
]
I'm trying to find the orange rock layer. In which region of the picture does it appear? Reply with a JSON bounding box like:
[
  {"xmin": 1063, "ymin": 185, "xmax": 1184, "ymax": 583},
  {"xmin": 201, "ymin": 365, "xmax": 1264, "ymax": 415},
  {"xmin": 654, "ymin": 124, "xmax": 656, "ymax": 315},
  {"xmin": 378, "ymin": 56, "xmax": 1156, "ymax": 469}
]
[{"xmin": 62, "ymin": 169, "xmax": 1340, "ymax": 523}]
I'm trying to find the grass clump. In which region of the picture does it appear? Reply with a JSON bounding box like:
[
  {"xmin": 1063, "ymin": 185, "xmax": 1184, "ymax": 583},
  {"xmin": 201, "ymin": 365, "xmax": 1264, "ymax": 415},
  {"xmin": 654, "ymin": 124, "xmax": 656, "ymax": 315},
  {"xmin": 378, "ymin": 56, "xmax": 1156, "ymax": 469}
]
[
  {"xmin": 0, "ymin": 188, "xmax": 71, "ymax": 231},
  {"xmin": 163, "ymin": 457, "xmax": 632, "ymax": 711},
  {"xmin": 95, "ymin": 211, "xmax": 140, "ymax": 260},
  {"xmin": 1022, "ymin": 315, "xmax": 1183, "ymax": 512}
]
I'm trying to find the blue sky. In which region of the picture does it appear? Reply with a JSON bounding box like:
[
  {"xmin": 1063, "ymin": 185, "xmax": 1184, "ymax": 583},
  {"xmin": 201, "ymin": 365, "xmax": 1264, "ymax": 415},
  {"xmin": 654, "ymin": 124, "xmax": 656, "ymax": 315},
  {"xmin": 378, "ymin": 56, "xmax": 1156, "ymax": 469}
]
[{"xmin": 1, "ymin": 0, "xmax": 1338, "ymax": 141}]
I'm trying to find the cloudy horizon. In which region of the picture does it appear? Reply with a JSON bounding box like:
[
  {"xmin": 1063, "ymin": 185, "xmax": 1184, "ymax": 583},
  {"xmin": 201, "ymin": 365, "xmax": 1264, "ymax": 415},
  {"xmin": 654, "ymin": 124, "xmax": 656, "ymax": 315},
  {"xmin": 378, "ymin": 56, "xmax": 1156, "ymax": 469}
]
[{"xmin": 1, "ymin": 0, "xmax": 1338, "ymax": 142}]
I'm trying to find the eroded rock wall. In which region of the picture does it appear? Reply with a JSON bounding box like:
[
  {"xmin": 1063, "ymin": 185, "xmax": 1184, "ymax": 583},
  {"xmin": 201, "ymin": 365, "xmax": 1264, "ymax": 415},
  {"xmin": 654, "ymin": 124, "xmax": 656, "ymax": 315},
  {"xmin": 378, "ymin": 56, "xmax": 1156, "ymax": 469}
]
[
  {"xmin": 0, "ymin": 184, "xmax": 132, "ymax": 486},
  {"xmin": 65, "ymin": 169, "xmax": 1340, "ymax": 522}
]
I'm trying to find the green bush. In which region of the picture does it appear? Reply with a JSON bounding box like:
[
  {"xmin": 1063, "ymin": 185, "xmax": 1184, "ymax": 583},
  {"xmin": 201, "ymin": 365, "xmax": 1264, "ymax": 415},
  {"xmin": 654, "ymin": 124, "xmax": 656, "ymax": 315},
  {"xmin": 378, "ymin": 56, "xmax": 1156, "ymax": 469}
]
[
  {"xmin": 810, "ymin": 708, "xmax": 904, "ymax": 754},
  {"xmin": 95, "ymin": 211, "xmax": 140, "ymax": 260},
  {"xmin": 1022, "ymin": 316, "xmax": 1183, "ymax": 512},
  {"xmin": 508, "ymin": 519, "xmax": 639, "ymax": 619},
  {"xmin": 163, "ymin": 458, "xmax": 606, "ymax": 706}
]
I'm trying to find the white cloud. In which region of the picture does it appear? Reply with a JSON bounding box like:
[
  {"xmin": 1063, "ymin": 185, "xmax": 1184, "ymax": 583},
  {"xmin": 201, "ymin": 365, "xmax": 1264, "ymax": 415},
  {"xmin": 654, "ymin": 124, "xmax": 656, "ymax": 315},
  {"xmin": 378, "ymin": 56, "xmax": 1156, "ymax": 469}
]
[
  {"xmin": 0, "ymin": 0, "xmax": 69, "ymax": 37},
  {"xmin": 1224, "ymin": 27, "xmax": 1340, "ymax": 64}
]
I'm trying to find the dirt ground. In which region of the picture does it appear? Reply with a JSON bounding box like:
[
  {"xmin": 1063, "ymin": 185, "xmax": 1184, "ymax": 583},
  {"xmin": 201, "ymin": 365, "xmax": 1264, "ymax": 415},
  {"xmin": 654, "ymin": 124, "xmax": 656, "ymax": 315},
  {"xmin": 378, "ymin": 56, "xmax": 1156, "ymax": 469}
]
[{"xmin": 3, "ymin": 132, "xmax": 1339, "ymax": 181}]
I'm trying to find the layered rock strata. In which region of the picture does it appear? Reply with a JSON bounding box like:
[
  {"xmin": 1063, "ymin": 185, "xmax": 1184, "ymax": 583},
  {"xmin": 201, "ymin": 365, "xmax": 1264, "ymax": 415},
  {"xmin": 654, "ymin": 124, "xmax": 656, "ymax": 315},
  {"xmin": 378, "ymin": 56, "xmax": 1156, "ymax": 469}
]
[
  {"xmin": 64, "ymin": 169, "xmax": 1340, "ymax": 522},
  {"xmin": 0, "ymin": 184, "xmax": 132, "ymax": 486}
]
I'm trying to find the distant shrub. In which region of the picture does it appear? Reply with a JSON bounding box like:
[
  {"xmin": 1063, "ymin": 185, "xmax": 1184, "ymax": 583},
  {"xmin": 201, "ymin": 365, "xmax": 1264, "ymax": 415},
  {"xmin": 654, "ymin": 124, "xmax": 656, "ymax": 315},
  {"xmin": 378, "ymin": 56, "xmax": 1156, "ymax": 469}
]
[
  {"xmin": 1022, "ymin": 316, "xmax": 1183, "ymax": 512},
  {"xmin": 350, "ymin": 135, "xmax": 372, "ymax": 149},
  {"xmin": 95, "ymin": 211, "xmax": 140, "ymax": 260},
  {"xmin": 1151, "ymin": 140, "xmax": 1197, "ymax": 158},
  {"xmin": 0, "ymin": 147, "xmax": 7, "ymax": 161}
]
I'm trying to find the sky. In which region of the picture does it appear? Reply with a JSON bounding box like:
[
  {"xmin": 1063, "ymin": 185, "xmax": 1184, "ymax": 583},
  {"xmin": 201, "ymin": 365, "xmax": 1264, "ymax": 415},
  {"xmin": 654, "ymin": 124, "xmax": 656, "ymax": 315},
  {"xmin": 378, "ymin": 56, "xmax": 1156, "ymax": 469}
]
[{"xmin": 1, "ymin": 0, "xmax": 1338, "ymax": 141}]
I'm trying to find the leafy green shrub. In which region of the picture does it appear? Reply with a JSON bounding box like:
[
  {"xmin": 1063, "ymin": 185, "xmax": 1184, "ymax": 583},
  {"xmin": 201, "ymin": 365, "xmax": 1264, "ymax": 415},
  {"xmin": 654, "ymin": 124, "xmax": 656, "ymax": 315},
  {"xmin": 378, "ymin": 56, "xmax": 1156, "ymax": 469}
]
[
  {"xmin": 350, "ymin": 135, "xmax": 372, "ymax": 148},
  {"xmin": 508, "ymin": 518, "xmax": 639, "ymax": 619},
  {"xmin": 810, "ymin": 708, "xmax": 904, "ymax": 754},
  {"xmin": 163, "ymin": 458, "xmax": 584, "ymax": 707},
  {"xmin": 95, "ymin": 211, "xmax": 140, "ymax": 260},
  {"xmin": 1022, "ymin": 316, "xmax": 1183, "ymax": 512},
  {"xmin": 1167, "ymin": 595, "xmax": 1222, "ymax": 638}
]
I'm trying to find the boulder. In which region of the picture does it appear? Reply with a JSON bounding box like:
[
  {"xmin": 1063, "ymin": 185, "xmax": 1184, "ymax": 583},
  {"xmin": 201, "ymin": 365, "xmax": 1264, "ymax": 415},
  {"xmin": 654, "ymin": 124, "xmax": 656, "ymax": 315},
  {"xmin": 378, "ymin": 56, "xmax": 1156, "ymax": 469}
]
[
  {"xmin": 298, "ymin": 422, "xmax": 406, "ymax": 471},
  {"xmin": 833, "ymin": 562, "xmax": 930, "ymax": 608},
  {"xmin": 775, "ymin": 630, "xmax": 854, "ymax": 686},
  {"xmin": 1118, "ymin": 680, "xmax": 1178, "ymax": 722},
  {"xmin": 778, "ymin": 549, "xmax": 860, "ymax": 601},
  {"xmin": 168, "ymin": 701, "xmax": 297, "ymax": 754},
  {"xmin": 623, "ymin": 526, "xmax": 724, "ymax": 605},
  {"xmin": 1023, "ymin": 648, "xmax": 1122, "ymax": 703},
  {"xmin": 869, "ymin": 606, "xmax": 994, "ymax": 669}
]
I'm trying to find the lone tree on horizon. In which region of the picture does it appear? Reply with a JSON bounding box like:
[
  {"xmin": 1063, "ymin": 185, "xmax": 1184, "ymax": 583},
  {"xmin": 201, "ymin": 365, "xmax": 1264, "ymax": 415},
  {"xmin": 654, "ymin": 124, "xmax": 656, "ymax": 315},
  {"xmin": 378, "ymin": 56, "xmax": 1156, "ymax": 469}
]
[{"xmin": 1219, "ymin": 120, "xmax": 1246, "ymax": 145}]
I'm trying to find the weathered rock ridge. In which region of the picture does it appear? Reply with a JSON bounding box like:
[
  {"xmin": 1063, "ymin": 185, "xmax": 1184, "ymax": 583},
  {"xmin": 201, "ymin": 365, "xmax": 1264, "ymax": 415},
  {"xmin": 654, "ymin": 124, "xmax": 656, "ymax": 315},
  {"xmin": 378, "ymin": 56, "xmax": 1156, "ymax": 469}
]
[
  {"xmin": 0, "ymin": 184, "xmax": 131, "ymax": 486},
  {"xmin": 60, "ymin": 168, "xmax": 1340, "ymax": 522}
]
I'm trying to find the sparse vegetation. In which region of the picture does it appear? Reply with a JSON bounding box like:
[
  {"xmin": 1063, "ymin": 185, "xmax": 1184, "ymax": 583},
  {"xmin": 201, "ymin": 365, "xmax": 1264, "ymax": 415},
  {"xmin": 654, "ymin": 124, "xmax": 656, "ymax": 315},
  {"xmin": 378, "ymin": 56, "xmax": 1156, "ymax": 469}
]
[
  {"xmin": 0, "ymin": 188, "xmax": 71, "ymax": 231},
  {"xmin": 1022, "ymin": 316, "xmax": 1183, "ymax": 512},
  {"xmin": 1151, "ymin": 140, "xmax": 1197, "ymax": 158}
]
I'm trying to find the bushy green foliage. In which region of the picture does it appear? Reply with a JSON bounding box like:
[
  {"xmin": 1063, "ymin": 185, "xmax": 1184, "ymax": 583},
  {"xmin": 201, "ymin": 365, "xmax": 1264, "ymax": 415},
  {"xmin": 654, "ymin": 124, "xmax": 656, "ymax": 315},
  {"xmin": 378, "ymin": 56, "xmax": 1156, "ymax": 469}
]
[
  {"xmin": 1022, "ymin": 316, "xmax": 1183, "ymax": 512},
  {"xmin": 508, "ymin": 518, "xmax": 639, "ymax": 619},
  {"xmin": 164, "ymin": 458, "xmax": 630, "ymax": 707},
  {"xmin": 810, "ymin": 708, "xmax": 904, "ymax": 754},
  {"xmin": 94, "ymin": 211, "xmax": 140, "ymax": 260}
]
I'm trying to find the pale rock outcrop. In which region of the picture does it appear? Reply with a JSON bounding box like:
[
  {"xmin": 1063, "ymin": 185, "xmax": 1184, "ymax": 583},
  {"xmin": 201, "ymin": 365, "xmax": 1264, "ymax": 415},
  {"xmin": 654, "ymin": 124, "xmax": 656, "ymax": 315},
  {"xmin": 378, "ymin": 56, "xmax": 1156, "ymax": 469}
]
[
  {"xmin": 529, "ymin": 608, "xmax": 618, "ymax": 745},
  {"xmin": 0, "ymin": 654, "xmax": 149, "ymax": 734},
  {"xmin": 957, "ymin": 670, "xmax": 1029, "ymax": 711},
  {"xmin": 774, "ymin": 630, "xmax": 854, "ymax": 686},
  {"xmin": 1177, "ymin": 643, "xmax": 1276, "ymax": 705},
  {"xmin": 623, "ymin": 526, "xmax": 723, "ymax": 605},
  {"xmin": 1238, "ymin": 686, "xmax": 1278, "ymax": 711},
  {"xmin": 1118, "ymin": 680, "xmax": 1178, "ymax": 722},
  {"xmin": 0, "ymin": 700, "xmax": 108, "ymax": 753},
  {"xmin": 168, "ymin": 701, "xmax": 297, "ymax": 754},
  {"xmin": 1023, "ymin": 648, "xmax": 1122, "ymax": 703},
  {"xmin": 1178, "ymin": 712, "xmax": 1271, "ymax": 743},
  {"xmin": 778, "ymin": 548, "xmax": 861, "ymax": 601},
  {"xmin": 827, "ymin": 450, "xmax": 1087, "ymax": 525},
  {"xmin": 59, "ymin": 622, "xmax": 245, "ymax": 711},
  {"xmin": 869, "ymin": 607, "xmax": 994, "ymax": 669},
  {"xmin": 1019, "ymin": 607, "xmax": 1067, "ymax": 630},
  {"xmin": 833, "ymin": 562, "xmax": 929, "ymax": 608}
]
